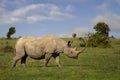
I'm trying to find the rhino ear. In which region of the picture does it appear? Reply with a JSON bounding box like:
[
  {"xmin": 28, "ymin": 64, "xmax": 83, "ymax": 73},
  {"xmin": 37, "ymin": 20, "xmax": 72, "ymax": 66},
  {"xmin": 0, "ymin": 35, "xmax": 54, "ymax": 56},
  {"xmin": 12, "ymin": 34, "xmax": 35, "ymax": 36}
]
[{"xmin": 67, "ymin": 41, "xmax": 71, "ymax": 47}]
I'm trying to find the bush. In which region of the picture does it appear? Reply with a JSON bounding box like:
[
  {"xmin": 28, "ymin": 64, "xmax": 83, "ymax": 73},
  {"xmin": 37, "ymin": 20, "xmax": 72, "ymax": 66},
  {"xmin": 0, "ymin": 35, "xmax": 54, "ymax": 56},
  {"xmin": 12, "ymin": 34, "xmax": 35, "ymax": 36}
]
[
  {"xmin": 88, "ymin": 33, "xmax": 111, "ymax": 48},
  {"xmin": 0, "ymin": 46, "xmax": 14, "ymax": 53},
  {"xmin": 0, "ymin": 41, "xmax": 14, "ymax": 53}
]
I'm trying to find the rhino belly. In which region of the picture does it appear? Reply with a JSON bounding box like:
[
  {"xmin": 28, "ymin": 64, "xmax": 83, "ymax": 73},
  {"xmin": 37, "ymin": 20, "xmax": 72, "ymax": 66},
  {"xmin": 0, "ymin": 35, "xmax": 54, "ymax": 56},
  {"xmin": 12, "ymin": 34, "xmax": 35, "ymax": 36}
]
[
  {"xmin": 25, "ymin": 46, "xmax": 45, "ymax": 59},
  {"xmin": 27, "ymin": 51, "xmax": 45, "ymax": 60},
  {"xmin": 29, "ymin": 54, "xmax": 45, "ymax": 60}
]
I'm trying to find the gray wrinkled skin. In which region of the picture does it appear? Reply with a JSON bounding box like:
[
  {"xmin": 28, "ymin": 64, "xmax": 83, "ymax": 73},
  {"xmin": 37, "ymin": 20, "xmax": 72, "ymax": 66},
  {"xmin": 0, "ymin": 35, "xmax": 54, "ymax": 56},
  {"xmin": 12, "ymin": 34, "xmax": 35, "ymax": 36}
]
[{"xmin": 12, "ymin": 35, "xmax": 86, "ymax": 68}]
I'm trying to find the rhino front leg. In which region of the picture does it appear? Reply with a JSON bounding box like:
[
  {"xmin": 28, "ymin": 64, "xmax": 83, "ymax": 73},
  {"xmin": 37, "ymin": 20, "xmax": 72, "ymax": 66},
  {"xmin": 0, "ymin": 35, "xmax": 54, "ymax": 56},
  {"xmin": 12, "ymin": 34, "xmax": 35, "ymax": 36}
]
[
  {"xmin": 52, "ymin": 53, "xmax": 62, "ymax": 67},
  {"xmin": 44, "ymin": 53, "xmax": 52, "ymax": 67}
]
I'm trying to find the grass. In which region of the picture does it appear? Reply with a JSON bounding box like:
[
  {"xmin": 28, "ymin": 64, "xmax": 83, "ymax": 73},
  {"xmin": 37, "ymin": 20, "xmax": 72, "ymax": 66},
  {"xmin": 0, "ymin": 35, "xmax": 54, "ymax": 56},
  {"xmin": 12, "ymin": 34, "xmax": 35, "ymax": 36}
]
[{"xmin": 0, "ymin": 38, "xmax": 120, "ymax": 80}]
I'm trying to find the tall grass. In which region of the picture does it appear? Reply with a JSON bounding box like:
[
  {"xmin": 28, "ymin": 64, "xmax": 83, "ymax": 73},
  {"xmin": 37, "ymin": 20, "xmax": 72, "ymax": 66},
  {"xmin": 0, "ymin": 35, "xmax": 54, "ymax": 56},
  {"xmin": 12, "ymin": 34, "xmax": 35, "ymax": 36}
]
[
  {"xmin": 0, "ymin": 38, "xmax": 17, "ymax": 53},
  {"xmin": 0, "ymin": 38, "xmax": 120, "ymax": 80}
]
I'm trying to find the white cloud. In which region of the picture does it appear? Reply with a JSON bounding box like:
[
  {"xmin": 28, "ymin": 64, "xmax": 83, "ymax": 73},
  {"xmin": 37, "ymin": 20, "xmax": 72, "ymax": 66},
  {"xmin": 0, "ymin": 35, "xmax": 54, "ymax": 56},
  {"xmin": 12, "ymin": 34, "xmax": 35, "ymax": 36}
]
[
  {"xmin": 0, "ymin": 0, "xmax": 27, "ymax": 8},
  {"xmin": 60, "ymin": 27, "xmax": 91, "ymax": 37},
  {"xmin": 93, "ymin": 0, "xmax": 120, "ymax": 32},
  {"xmin": 72, "ymin": 27, "xmax": 91, "ymax": 37},
  {"xmin": 116, "ymin": 0, "xmax": 120, "ymax": 5},
  {"xmin": 0, "ymin": 7, "xmax": 8, "ymax": 15},
  {"xmin": 92, "ymin": 13, "xmax": 120, "ymax": 32},
  {"xmin": 0, "ymin": 3, "xmax": 75, "ymax": 24},
  {"xmin": 65, "ymin": 5, "xmax": 74, "ymax": 12},
  {"xmin": 96, "ymin": 3, "xmax": 108, "ymax": 11},
  {"xmin": 49, "ymin": 10, "xmax": 75, "ymax": 21},
  {"xmin": 26, "ymin": 15, "xmax": 49, "ymax": 23},
  {"xmin": 12, "ymin": 4, "xmax": 40, "ymax": 17}
]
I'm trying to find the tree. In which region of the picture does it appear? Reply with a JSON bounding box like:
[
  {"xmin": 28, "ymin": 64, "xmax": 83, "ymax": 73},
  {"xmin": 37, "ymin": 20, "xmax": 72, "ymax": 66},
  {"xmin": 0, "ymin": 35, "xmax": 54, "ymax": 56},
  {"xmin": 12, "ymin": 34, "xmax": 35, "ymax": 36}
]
[
  {"xmin": 72, "ymin": 33, "xmax": 77, "ymax": 38},
  {"xmin": 88, "ymin": 22, "xmax": 111, "ymax": 47},
  {"xmin": 94, "ymin": 22, "xmax": 110, "ymax": 37},
  {"xmin": 7, "ymin": 27, "xmax": 16, "ymax": 39}
]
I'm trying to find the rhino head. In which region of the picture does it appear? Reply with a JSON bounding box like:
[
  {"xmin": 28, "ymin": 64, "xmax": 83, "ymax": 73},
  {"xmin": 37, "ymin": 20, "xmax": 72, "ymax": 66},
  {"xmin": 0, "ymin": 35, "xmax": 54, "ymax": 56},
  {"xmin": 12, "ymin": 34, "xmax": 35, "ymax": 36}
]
[
  {"xmin": 63, "ymin": 38, "xmax": 87, "ymax": 59},
  {"xmin": 63, "ymin": 47, "xmax": 79, "ymax": 59}
]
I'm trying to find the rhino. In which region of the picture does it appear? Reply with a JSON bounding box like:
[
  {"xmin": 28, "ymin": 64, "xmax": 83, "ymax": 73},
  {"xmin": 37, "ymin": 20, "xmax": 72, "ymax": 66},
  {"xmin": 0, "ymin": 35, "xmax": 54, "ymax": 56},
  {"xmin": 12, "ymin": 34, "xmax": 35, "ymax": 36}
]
[{"xmin": 12, "ymin": 35, "xmax": 87, "ymax": 68}]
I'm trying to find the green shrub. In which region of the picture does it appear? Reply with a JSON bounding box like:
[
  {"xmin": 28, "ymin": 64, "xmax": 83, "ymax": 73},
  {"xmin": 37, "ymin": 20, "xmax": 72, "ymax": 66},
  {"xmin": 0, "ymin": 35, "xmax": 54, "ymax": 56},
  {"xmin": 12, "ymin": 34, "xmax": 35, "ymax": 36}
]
[{"xmin": 88, "ymin": 33, "xmax": 111, "ymax": 48}]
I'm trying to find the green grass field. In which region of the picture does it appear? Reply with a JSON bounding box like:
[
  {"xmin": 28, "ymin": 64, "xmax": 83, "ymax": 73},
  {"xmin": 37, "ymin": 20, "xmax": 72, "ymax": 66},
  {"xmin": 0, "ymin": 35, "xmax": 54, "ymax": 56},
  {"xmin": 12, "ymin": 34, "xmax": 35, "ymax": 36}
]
[{"xmin": 0, "ymin": 38, "xmax": 120, "ymax": 80}]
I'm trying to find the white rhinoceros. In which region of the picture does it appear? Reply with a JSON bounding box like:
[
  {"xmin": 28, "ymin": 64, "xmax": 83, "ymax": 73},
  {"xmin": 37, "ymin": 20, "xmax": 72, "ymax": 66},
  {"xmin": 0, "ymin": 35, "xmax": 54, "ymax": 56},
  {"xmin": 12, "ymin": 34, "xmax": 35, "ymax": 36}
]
[{"xmin": 12, "ymin": 35, "xmax": 87, "ymax": 68}]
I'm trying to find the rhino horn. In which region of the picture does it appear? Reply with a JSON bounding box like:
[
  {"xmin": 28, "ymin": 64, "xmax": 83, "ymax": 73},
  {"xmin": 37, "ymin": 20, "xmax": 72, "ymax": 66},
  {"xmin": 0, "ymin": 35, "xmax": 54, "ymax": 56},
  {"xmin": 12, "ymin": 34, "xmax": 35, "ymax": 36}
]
[
  {"xmin": 78, "ymin": 37, "xmax": 87, "ymax": 54},
  {"xmin": 73, "ymin": 47, "xmax": 77, "ymax": 51}
]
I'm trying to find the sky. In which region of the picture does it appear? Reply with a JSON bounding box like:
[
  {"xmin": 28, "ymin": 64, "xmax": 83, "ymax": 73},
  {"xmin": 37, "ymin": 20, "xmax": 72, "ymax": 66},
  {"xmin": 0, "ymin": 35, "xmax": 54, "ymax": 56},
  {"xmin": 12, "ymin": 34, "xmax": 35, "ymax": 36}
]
[{"xmin": 0, "ymin": 0, "xmax": 120, "ymax": 38}]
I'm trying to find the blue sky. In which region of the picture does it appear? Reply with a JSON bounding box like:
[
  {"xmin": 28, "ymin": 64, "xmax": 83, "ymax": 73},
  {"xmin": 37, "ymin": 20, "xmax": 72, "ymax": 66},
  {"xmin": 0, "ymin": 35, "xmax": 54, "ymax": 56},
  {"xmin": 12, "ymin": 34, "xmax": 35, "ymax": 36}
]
[{"xmin": 0, "ymin": 0, "xmax": 120, "ymax": 38}]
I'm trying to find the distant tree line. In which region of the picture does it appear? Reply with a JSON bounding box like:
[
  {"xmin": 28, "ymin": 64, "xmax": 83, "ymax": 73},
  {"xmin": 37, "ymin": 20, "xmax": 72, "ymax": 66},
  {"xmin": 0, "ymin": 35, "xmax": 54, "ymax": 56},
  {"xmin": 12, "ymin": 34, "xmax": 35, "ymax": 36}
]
[{"xmin": 5, "ymin": 22, "xmax": 111, "ymax": 48}]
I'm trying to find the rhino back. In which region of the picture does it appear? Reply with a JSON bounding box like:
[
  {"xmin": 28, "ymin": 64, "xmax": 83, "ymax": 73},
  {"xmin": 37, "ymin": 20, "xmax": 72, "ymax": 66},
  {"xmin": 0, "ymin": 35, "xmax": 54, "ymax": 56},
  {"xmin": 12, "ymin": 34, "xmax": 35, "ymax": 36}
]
[
  {"xmin": 15, "ymin": 37, "xmax": 35, "ymax": 56},
  {"xmin": 41, "ymin": 35, "xmax": 67, "ymax": 53}
]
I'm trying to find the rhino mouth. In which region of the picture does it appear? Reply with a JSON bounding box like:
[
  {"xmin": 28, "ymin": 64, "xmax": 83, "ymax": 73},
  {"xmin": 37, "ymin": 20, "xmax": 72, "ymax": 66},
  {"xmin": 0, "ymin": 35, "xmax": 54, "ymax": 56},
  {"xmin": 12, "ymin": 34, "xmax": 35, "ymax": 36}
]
[
  {"xmin": 71, "ymin": 56, "xmax": 78, "ymax": 59},
  {"xmin": 67, "ymin": 53, "xmax": 78, "ymax": 59}
]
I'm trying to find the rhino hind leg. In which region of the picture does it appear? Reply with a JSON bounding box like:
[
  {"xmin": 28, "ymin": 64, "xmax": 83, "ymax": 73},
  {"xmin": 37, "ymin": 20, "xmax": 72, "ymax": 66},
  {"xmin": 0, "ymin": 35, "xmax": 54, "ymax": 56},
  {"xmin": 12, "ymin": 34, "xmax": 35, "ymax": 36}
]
[
  {"xmin": 12, "ymin": 56, "xmax": 22, "ymax": 68},
  {"xmin": 21, "ymin": 53, "xmax": 28, "ymax": 65}
]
